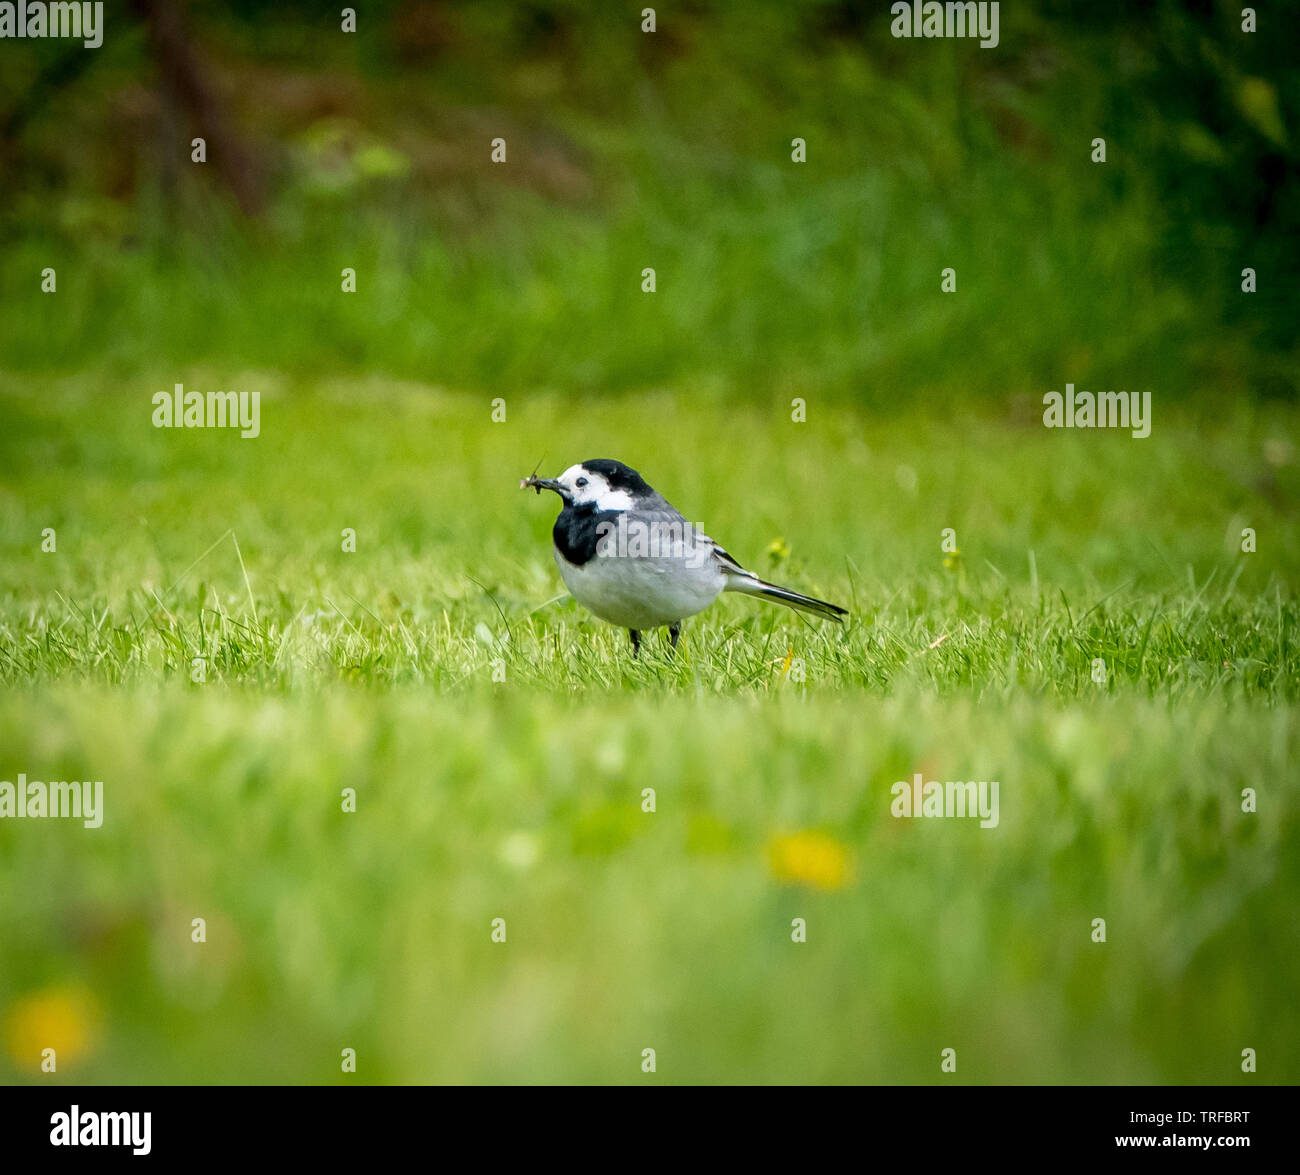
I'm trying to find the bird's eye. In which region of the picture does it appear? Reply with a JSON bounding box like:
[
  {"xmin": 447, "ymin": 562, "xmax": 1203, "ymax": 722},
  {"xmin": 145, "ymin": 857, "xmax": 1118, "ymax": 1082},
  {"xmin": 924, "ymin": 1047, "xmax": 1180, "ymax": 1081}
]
[{"xmin": 575, "ymin": 477, "xmax": 588, "ymax": 488}]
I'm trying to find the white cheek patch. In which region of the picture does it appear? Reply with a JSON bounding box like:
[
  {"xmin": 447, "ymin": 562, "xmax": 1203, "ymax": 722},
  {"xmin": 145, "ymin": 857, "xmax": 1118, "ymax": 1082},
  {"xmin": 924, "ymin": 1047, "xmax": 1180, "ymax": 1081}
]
[
  {"xmin": 593, "ymin": 486, "xmax": 635, "ymax": 511},
  {"xmin": 560, "ymin": 466, "xmax": 635, "ymax": 511}
]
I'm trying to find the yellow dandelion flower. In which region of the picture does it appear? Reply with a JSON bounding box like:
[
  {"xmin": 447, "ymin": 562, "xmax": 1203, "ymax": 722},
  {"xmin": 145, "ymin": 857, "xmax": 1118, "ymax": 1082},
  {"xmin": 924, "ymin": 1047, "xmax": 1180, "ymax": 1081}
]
[
  {"xmin": 767, "ymin": 831, "xmax": 853, "ymax": 892},
  {"xmin": 4, "ymin": 985, "xmax": 101, "ymax": 1073}
]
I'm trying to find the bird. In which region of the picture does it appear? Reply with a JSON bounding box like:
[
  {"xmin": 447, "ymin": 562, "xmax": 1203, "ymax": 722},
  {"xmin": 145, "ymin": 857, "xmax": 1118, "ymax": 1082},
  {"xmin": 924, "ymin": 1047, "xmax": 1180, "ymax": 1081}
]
[{"xmin": 521, "ymin": 458, "xmax": 846, "ymax": 653}]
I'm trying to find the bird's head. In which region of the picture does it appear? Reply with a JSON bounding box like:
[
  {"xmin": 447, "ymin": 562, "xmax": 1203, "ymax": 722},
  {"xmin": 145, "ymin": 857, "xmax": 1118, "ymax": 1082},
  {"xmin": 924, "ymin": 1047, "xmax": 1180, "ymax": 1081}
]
[{"xmin": 520, "ymin": 459, "xmax": 649, "ymax": 511}]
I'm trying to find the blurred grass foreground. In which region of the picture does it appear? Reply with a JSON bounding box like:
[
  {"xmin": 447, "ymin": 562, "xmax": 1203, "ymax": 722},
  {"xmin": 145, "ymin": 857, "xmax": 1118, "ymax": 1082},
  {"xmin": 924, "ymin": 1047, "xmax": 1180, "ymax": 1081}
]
[{"xmin": 0, "ymin": 1, "xmax": 1297, "ymax": 1084}]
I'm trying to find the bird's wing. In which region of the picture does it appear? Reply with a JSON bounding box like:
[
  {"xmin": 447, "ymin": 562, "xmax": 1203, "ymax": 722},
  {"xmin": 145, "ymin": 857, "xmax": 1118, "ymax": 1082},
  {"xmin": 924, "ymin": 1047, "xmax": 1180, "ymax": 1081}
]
[
  {"xmin": 695, "ymin": 532, "xmax": 767, "ymax": 585},
  {"xmin": 706, "ymin": 540, "xmax": 753, "ymax": 578},
  {"xmin": 612, "ymin": 506, "xmax": 737, "ymax": 568},
  {"xmin": 617, "ymin": 503, "xmax": 761, "ymax": 581}
]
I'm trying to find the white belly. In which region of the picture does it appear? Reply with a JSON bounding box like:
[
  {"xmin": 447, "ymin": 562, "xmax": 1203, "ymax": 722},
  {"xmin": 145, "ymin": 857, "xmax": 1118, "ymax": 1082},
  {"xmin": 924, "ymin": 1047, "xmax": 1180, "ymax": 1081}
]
[{"xmin": 554, "ymin": 546, "xmax": 726, "ymax": 629}]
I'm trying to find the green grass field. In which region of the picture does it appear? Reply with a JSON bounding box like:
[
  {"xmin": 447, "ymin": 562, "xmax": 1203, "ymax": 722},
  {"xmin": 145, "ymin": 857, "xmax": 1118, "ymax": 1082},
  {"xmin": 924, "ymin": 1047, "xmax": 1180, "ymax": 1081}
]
[
  {"xmin": 1, "ymin": 0, "xmax": 1296, "ymax": 1087},
  {"xmin": 1, "ymin": 379, "xmax": 1296, "ymax": 1083}
]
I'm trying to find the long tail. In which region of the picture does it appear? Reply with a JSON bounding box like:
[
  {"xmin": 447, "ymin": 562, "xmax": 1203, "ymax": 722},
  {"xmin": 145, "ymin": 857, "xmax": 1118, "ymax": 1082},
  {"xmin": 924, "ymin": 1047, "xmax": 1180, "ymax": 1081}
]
[{"xmin": 724, "ymin": 575, "xmax": 847, "ymax": 622}]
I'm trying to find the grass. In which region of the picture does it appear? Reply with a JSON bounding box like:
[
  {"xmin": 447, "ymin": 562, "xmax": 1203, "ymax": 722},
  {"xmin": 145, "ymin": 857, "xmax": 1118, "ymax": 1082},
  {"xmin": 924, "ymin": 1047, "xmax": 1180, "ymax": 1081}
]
[
  {"xmin": 0, "ymin": 687, "xmax": 1292, "ymax": 1084},
  {"xmin": 0, "ymin": 378, "xmax": 1297, "ymax": 1083},
  {"xmin": 1, "ymin": 377, "xmax": 1297, "ymax": 697},
  {"xmin": 2, "ymin": 5, "xmax": 1280, "ymax": 402},
  {"xmin": 0, "ymin": 0, "xmax": 1296, "ymax": 1085}
]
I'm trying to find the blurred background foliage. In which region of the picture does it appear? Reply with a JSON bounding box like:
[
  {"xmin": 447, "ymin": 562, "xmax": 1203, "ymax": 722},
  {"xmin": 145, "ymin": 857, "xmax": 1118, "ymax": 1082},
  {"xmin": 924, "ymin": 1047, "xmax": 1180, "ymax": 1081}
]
[{"xmin": 0, "ymin": 0, "xmax": 1295, "ymax": 402}]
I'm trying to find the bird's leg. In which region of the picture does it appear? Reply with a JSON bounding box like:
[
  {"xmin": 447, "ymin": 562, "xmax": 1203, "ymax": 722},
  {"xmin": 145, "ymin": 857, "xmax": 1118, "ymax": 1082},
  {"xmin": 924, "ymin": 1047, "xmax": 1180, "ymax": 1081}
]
[
  {"xmin": 629, "ymin": 629, "xmax": 641, "ymax": 657},
  {"xmin": 668, "ymin": 623, "xmax": 680, "ymax": 650}
]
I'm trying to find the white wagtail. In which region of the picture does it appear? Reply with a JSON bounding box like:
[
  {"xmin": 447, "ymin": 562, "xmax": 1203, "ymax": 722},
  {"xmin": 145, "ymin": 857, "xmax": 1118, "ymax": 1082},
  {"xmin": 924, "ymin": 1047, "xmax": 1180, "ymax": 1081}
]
[{"xmin": 522, "ymin": 458, "xmax": 846, "ymax": 653}]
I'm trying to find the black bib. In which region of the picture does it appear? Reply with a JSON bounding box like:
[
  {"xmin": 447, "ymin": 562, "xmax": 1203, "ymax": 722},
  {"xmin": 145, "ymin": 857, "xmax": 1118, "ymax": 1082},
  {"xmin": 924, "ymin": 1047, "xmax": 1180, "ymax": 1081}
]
[{"xmin": 553, "ymin": 504, "xmax": 621, "ymax": 566}]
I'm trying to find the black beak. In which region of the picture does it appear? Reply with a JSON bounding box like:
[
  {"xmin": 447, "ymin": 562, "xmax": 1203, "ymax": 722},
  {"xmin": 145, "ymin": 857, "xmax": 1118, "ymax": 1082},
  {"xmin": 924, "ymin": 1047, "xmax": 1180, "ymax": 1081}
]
[{"xmin": 520, "ymin": 475, "xmax": 567, "ymax": 499}]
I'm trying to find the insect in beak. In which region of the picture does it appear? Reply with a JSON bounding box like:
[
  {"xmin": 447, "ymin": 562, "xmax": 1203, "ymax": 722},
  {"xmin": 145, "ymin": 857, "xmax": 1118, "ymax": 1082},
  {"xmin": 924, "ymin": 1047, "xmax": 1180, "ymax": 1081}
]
[{"xmin": 520, "ymin": 455, "xmax": 552, "ymax": 494}]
